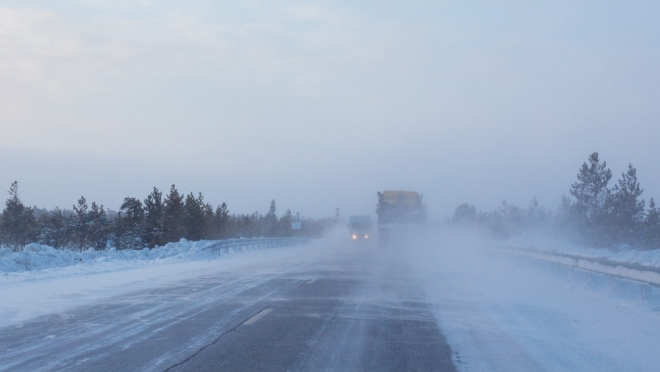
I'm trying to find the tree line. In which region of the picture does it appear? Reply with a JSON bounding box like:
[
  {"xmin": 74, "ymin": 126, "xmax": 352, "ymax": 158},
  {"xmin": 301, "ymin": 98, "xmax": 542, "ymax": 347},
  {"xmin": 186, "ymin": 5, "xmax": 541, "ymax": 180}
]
[
  {"xmin": 1, "ymin": 183, "xmax": 337, "ymax": 252},
  {"xmin": 451, "ymin": 152, "xmax": 659, "ymax": 249}
]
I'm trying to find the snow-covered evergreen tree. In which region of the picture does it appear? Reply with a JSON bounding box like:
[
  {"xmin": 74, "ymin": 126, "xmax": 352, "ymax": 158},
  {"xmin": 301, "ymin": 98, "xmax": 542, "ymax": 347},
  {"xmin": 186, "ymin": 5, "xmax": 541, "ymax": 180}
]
[
  {"xmin": 527, "ymin": 196, "xmax": 550, "ymax": 230},
  {"xmin": 70, "ymin": 196, "xmax": 89, "ymax": 251},
  {"xmin": 37, "ymin": 207, "xmax": 68, "ymax": 249},
  {"xmin": 202, "ymin": 199, "xmax": 214, "ymax": 239},
  {"xmin": 642, "ymin": 198, "xmax": 660, "ymax": 249},
  {"xmin": 210, "ymin": 202, "xmax": 230, "ymax": 239},
  {"xmin": 163, "ymin": 184, "xmax": 185, "ymax": 243},
  {"xmin": 115, "ymin": 197, "xmax": 145, "ymax": 250},
  {"xmin": 263, "ymin": 200, "xmax": 277, "ymax": 236},
  {"xmin": 268, "ymin": 200, "xmax": 276, "ymax": 217},
  {"xmin": 183, "ymin": 192, "xmax": 206, "ymax": 241},
  {"xmin": 606, "ymin": 164, "xmax": 645, "ymax": 245},
  {"xmin": 88, "ymin": 202, "xmax": 110, "ymax": 250},
  {"xmin": 278, "ymin": 209, "xmax": 294, "ymax": 237},
  {"xmin": 452, "ymin": 203, "xmax": 477, "ymax": 224},
  {"xmin": 143, "ymin": 187, "xmax": 164, "ymax": 247},
  {"xmin": 1, "ymin": 181, "xmax": 35, "ymax": 251},
  {"xmin": 569, "ymin": 152, "xmax": 612, "ymax": 244}
]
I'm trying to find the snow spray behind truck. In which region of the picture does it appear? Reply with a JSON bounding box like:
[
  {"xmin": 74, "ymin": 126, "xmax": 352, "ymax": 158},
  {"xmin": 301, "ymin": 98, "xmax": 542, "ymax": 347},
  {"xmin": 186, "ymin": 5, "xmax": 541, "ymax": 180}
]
[{"xmin": 376, "ymin": 190, "xmax": 427, "ymax": 243}]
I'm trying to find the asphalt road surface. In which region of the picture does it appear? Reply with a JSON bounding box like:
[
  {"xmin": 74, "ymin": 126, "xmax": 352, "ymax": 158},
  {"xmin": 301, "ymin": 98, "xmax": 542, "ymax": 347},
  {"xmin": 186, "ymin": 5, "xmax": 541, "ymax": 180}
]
[{"xmin": 0, "ymin": 242, "xmax": 456, "ymax": 371}]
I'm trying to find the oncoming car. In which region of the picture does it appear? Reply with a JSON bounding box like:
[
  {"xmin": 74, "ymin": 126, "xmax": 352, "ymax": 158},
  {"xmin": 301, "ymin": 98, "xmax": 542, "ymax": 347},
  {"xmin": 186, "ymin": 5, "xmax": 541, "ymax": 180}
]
[{"xmin": 348, "ymin": 216, "xmax": 373, "ymax": 241}]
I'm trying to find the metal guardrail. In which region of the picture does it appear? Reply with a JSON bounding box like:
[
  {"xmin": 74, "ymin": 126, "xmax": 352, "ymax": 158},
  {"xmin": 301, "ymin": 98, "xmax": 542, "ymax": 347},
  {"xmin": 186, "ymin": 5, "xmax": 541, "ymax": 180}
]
[
  {"xmin": 492, "ymin": 245, "xmax": 660, "ymax": 288},
  {"xmin": 203, "ymin": 237, "xmax": 312, "ymax": 254}
]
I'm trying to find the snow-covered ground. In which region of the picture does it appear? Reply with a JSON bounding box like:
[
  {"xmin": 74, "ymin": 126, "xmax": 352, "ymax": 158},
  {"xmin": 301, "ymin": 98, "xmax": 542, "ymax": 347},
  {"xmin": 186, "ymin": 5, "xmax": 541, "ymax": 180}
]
[
  {"xmin": 0, "ymin": 239, "xmax": 315, "ymax": 327},
  {"xmin": 5, "ymin": 231, "xmax": 660, "ymax": 371},
  {"xmin": 0, "ymin": 240, "xmax": 248, "ymax": 274},
  {"xmin": 504, "ymin": 233, "xmax": 660, "ymax": 268},
  {"xmin": 407, "ymin": 231, "xmax": 660, "ymax": 371}
]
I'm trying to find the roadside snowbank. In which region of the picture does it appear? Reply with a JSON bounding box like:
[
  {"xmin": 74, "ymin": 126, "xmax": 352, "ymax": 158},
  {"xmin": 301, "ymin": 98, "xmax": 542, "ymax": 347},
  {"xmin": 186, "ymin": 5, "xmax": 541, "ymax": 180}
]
[
  {"xmin": 0, "ymin": 240, "xmax": 226, "ymax": 274},
  {"xmin": 0, "ymin": 241, "xmax": 324, "ymax": 327},
  {"xmin": 407, "ymin": 232, "xmax": 660, "ymax": 372},
  {"xmin": 503, "ymin": 234, "xmax": 660, "ymax": 268}
]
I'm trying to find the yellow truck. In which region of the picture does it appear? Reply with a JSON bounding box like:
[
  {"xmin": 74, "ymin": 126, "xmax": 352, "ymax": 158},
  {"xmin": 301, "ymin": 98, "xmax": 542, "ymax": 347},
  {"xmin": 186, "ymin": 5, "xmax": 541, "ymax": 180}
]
[{"xmin": 376, "ymin": 190, "xmax": 427, "ymax": 241}]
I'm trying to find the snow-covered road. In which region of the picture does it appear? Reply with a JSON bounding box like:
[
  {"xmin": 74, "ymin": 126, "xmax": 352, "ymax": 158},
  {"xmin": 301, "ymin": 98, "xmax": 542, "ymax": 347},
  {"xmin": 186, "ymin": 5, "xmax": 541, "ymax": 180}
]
[
  {"xmin": 0, "ymin": 240, "xmax": 308, "ymax": 326},
  {"xmin": 3, "ymin": 233, "xmax": 660, "ymax": 371},
  {"xmin": 409, "ymin": 233, "xmax": 660, "ymax": 371},
  {"xmin": 0, "ymin": 245, "xmax": 325, "ymax": 371},
  {"xmin": 0, "ymin": 240, "xmax": 454, "ymax": 371}
]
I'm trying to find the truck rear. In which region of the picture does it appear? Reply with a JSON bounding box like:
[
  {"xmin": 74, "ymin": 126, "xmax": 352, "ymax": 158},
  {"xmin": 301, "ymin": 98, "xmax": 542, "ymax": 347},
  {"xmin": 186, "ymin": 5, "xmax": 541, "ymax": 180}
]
[{"xmin": 376, "ymin": 190, "xmax": 427, "ymax": 242}]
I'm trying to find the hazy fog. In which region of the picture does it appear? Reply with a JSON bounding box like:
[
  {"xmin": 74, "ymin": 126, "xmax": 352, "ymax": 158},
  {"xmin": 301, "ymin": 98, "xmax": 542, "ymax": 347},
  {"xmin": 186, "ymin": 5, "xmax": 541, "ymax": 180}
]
[{"xmin": 2, "ymin": 1, "xmax": 659, "ymax": 218}]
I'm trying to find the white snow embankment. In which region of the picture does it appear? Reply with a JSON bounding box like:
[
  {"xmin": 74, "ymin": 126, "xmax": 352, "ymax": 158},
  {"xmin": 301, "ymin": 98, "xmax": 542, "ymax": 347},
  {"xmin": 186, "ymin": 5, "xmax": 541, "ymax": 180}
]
[
  {"xmin": 495, "ymin": 246, "xmax": 660, "ymax": 286},
  {"xmin": 0, "ymin": 238, "xmax": 310, "ymax": 275},
  {"xmin": 0, "ymin": 240, "xmax": 220, "ymax": 274},
  {"xmin": 411, "ymin": 234, "xmax": 660, "ymax": 372},
  {"xmin": 0, "ymin": 238, "xmax": 318, "ymax": 326},
  {"xmin": 493, "ymin": 235, "xmax": 660, "ymax": 286},
  {"xmin": 503, "ymin": 235, "xmax": 660, "ymax": 268}
]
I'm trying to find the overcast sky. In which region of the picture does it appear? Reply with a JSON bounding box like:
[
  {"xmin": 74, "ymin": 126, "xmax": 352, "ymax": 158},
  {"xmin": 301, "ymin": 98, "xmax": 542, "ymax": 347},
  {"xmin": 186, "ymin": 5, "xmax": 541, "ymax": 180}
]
[{"xmin": 1, "ymin": 1, "xmax": 660, "ymax": 219}]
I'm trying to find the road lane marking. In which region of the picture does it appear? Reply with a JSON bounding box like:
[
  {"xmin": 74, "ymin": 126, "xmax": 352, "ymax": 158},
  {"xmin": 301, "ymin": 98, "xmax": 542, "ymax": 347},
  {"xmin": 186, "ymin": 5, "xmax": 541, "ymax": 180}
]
[
  {"xmin": 307, "ymin": 279, "xmax": 317, "ymax": 284},
  {"xmin": 243, "ymin": 309, "xmax": 272, "ymax": 325}
]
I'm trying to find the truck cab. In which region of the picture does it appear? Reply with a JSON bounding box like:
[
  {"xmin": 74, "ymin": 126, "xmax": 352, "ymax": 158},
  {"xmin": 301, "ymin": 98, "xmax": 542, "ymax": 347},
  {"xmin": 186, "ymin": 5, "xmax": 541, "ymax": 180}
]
[{"xmin": 347, "ymin": 216, "xmax": 373, "ymax": 240}]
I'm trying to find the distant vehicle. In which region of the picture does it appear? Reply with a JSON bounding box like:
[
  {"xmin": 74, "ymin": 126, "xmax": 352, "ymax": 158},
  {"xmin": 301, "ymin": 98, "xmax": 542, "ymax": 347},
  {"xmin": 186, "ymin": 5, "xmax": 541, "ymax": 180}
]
[
  {"xmin": 376, "ymin": 190, "xmax": 427, "ymax": 242},
  {"xmin": 347, "ymin": 216, "xmax": 373, "ymax": 240}
]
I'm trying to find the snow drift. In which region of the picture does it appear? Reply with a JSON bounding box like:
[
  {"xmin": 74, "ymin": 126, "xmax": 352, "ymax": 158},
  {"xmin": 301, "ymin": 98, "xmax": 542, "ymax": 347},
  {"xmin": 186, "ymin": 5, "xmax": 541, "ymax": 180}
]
[{"xmin": 0, "ymin": 239, "xmax": 287, "ymax": 273}]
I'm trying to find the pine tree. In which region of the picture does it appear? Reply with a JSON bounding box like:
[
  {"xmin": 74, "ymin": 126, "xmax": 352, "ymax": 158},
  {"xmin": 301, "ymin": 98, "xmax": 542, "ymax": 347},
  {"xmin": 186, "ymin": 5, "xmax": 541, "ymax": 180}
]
[
  {"xmin": 88, "ymin": 202, "xmax": 110, "ymax": 250},
  {"xmin": 37, "ymin": 213, "xmax": 52, "ymax": 247},
  {"xmin": 569, "ymin": 152, "xmax": 612, "ymax": 244},
  {"xmin": 237, "ymin": 214, "xmax": 253, "ymax": 238},
  {"xmin": 643, "ymin": 198, "xmax": 660, "ymax": 249},
  {"xmin": 452, "ymin": 203, "xmax": 477, "ymax": 224},
  {"xmin": 114, "ymin": 197, "xmax": 145, "ymax": 250},
  {"xmin": 263, "ymin": 200, "xmax": 277, "ymax": 236},
  {"xmin": 70, "ymin": 196, "xmax": 90, "ymax": 250},
  {"xmin": 163, "ymin": 184, "xmax": 185, "ymax": 243},
  {"xmin": 278, "ymin": 209, "xmax": 294, "ymax": 237},
  {"xmin": 238, "ymin": 212, "xmax": 260, "ymax": 238},
  {"xmin": 497, "ymin": 201, "xmax": 525, "ymax": 237},
  {"xmin": 202, "ymin": 200, "xmax": 214, "ymax": 240},
  {"xmin": 606, "ymin": 164, "xmax": 645, "ymax": 245},
  {"xmin": 527, "ymin": 196, "xmax": 549, "ymax": 229},
  {"xmin": 143, "ymin": 187, "xmax": 164, "ymax": 247},
  {"xmin": 268, "ymin": 200, "xmax": 276, "ymax": 218},
  {"xmin": 556, "ymin": 195, "xmax": 578, "ymax": 238},
  {"xmin": 1, "ymin": 181, "xmax": 35, "ymax": 251},
  {"xmin": 211, "ymin": 202, "xmax": 230, "ymax": 239},
  {"xmin": 183, "ymin": 192, "xmax": 206, "ymax": 241},
  {"xmin": 37, "ymin": 207, "xmax": 68, "ymax": 249}
]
